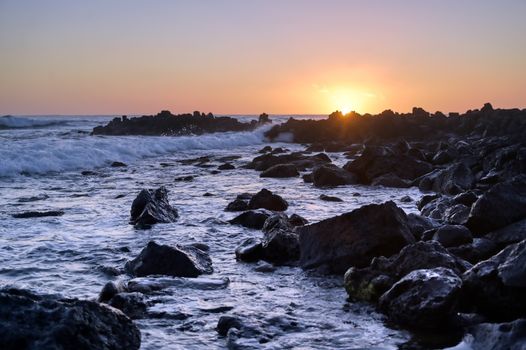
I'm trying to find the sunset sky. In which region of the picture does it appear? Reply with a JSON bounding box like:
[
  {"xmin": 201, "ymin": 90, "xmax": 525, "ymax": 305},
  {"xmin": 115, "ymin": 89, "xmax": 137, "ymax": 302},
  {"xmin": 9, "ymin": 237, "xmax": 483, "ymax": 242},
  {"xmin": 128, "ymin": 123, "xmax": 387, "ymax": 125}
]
[{"xmin": 1, "ymin": 0, "xmax": 525, "ymax": 115}]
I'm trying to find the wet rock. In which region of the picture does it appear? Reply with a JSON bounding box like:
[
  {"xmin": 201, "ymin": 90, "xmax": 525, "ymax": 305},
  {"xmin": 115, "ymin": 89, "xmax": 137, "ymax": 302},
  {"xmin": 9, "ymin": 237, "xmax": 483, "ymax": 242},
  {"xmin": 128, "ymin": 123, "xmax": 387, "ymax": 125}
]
[
  {"xmin": 12, "ymin": 210, "xmax": 64, "ymax": 218},
  {"xmin": 344, "ymin": 241, "xmax": 470, "ymax": 302},
  {"xmin": 400, "ymin": 195, "xmax": 413, "ymax": 203},
  {"xmin": 298, "ymin": 201, "xmax": 415, "ymax": 273},
  {"xmin": 111, "ymin": 161, "xmax": 127, "ymax": 167},
  {"xmin": 466, "ymin": 175, "xmax": 526, "ymax": 235},
  {"xmin": 0, "ymin": 288, "xmax": 141, "ymax": 350},
  {"xmin": 81, "ymin": 170, "xmax": 98, "ymax": 176},
  {"xmin": 465, "ymin": 318, "xmax": 526, "ymax": 350},
  {"xmin": 225, "ymin": 198, "xmax": 249, "ymax": 212},
  {"xmin": 229, "ymin": 210, "xmax": 272, "ymax": 229},
  {"xmin": 371, "ymin": 173, "xmax": 412, "ymax": 188},
  {"xmin": 247, "ymin": 152, "xmax": 330, "ymax": 171},
  {"xmin": 217, "ymin": 316, "xmax": 244, "ymax": 336},
  {"xmin": 485, "ymin": 219, "xmax": 526, "ymax": 247},
  {"xmin": 248, "ymin": 189, "xmax": 288, "ymax": 211},
  {"xmin": 453, "ymin": 191, "xmax": 478, "ymax": 207},
  {"xmin": 378, "ymin": 267, "xmax": 462, "ymax": 329},
  {"xmin": 174, "ymin": 175, "xmax": 195, "ymax": 182},
  {"xmin": 235, "ymin": 238, "xmax": 263, "ymax": 262},
  {"xmin": 261, "ymin": 214, "xmax": 300, "ymax": 264},
  {"xmin": 462, "ymin": 239, "xmax": 526, "ymax": 320},
  {"xmin": 312, "ymin": 164, "xmax": 358, "ymax": 187},
  {"xmin": 289, "ymin": 213, "xmax": 308, "ymax": 226},
  {"xmin": 129, "ymin": 186, "xmax": 178, "ymax": 227},
  {"xmin": 448, "ymin": 238, "xmax": 499, "ymax": 264},
  {"xmin": 319, "ymin": 194, "xmax": 343, "ymax": 202},
  {"xmin": 218, "ymin": 163, "xmax": 235, "ymax": 170},
  {"xmin": 444, "ymin": 203, "xmax": 471, "ymax": 225},
  {"xmin": 99, "ymin": 281, "xmax": 127, "ymax": 303},
  {"xmin": 125, "ymin": 241, "xmax": 213, "ymax": 278},
  {"xmin": 107, "ymin": 292, "xmax": 147, "ymax": 319},
  {"xmin": 302, "ymin": 173, "xmax": 313, "ymax": 183},
  {"xmin": 432, "ymin": 225, "xmax": 473, "ymax": 248},
  {"xmin": 260, "ymin": 164, "xmax": 299, "ymax": 178},
  {"xmin": 417, "ymin": 193, "xmax": 441, "ymax": 210},
  {"xmin": 418, "ymin": 162, "xmax": 475, "ymax": 195},
  {"xmin": 254, "ymin": 261, "xmax": 276, "ymax": 273},
  {"xmin": 258, "ymin": 146, "xmax": 272, "ymax": 154}
]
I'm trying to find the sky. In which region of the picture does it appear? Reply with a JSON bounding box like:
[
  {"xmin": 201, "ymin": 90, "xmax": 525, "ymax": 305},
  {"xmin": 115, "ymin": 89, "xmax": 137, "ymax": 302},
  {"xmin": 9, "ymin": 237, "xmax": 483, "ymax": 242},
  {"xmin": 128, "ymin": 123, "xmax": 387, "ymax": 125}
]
[{"xmin": 1, "ymin": 0, "xmax": 525, "ymax": 115}]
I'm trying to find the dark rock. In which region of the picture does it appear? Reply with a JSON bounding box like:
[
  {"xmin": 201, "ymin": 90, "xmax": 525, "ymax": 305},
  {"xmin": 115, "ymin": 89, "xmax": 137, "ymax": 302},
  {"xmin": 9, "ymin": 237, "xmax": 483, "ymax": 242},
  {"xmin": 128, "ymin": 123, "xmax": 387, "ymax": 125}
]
[
  {"xmin": 81, "ymin": 170, "xmax": 98, "ymax": 176},
  {"xmin": 302, "ymin": 173, "xmax": 313, "ymax": 183},
  {"xmin": 129, "ymin": 187, "xmax": 178, "ymax": 227},
  {"xmin": 419, "ymin": 162, "xmax": 475, "ymax": 195},
  {"xmin": 453, "ymin": 191, "xmax": 478, "ymax": 207},
  {"xmin": 218, "ymin": 163, "xmax": 235, "ymax": 170},
  {"xmin": 17, "ymin": 194, "xmax": 49, "ymax": 202},
  {"xmin": 248, "ymin": 189, "xmax": 288, "ymax": 211},
  {"xmin": 125, "ymin": 241, "xmax": 213, "ymax": 278},
  {"xmin": 371, "ymin": 173, "xmax": 412, "ymax": 188},
  {"xmin": 107, "ymin": 292, "xmax": 147, "ymax": 319},
  {"xmin": 432, "ymin": 149, "xmax": 454, "ymax": 165},
  {"xmin": 466, "ymin": 319, "xmax": 526, "ymax": 350},
  {"xmin": 217, "ymin": 316, "xmax": 244, "ymax": 336},
  {"xmin": 312, "ymin": 164, "xmax": 357, "ymax": 187},
  {"xmin": 235, "ymin": 238, "xmax": 263, "ymax": 262},
  {"xmin": 433, "ymin": 225, "xmax": 473, "ymax": 248},
  {"xmin": 12, "ymin": 210, "xmax": 64, "ymax": 219},
  {"xmin": 260, "ymin": 163, "xmax": 299, "ymax": 178},
  {"xmin": 225, "ymin": 198, "xmax": 249, "ymax": 212},
  {"xmin": 254, "ymin": 261, "xmax": 276, "ymax": 273},
  {"xmin": 0, "ymin": 288, "xmax": 141, "ymax": 350},
  {"xmin": 261, "ymin": 214, "xmax": 300, "ymax": 264},
  {"xmin": 98, "ymin": 281, "xmax": 126, "ymax": 303},
  {"xmin": 400, "ymin": 195, "xmax": 413, "ymax": 203},
  {"xmin": 407, "ymin": 213, "xmax": 440, "ymax": 239},
  {"xmin": 344, "ymin": 241, "xmax": 470, "ymax": 302},
  {"xmin": 174, "ymin": 175, "xmax": 194, "ymax": 182},
  {"xmin": 319, "ymin": 194, "xmax": 343, "ymax": 202},
  {"xmin": 247, "ymin": 152, "xmax": 331, "ymax": 171},
  {"xmin": 462, "ymin": 239, "xmax": 526, "ymax": 320},
  {"xmin": 378, "ymin": 267, "xmax": 462, "ymax": 329},
  {"xmin": 288, "ymin": 213, "xmax": 308, "ymax": 226},
  {"xmin": 417, "ymin": 194, "xmax": 441, "ymax": 210},
  {"xmin": 298, "ymin": 201, "xmax": 415, "ymax": 273},
  {"xmin": 111, "ymin": 161, "xmax": 127, "ymax": 167},
  {"xmin": 448, "ymin": 238, "xmax": 499, "ymax": 264},
  {"xmin": 229, "ymin": 210, "xmax": 272, "ymax": 229},
  {"xmin": 444, "ymin": 203, "xmax": 471, "ymax": 225},
  {"xmin": 258, "ymin": 146, "xmax": 272, "ymax": 154},
  {"xmin": 466, "ymin": 175, "xmax": 526, "ymax": 235},
  {"xmin": 485, "ymin": 219, "xmax": 526, "ymax": 247}
]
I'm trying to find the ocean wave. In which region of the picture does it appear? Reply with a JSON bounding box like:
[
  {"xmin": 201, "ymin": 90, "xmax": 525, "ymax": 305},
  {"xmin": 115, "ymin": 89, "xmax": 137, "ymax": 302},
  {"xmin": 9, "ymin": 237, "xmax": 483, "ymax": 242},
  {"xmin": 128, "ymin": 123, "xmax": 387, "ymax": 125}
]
[
  {"xmin": 0, "ymin": 116, "xmax": 74, "ymax": 129},
  {"xmin": 0, "ymin": 126, "xmax": 271, "ymax": 177}
]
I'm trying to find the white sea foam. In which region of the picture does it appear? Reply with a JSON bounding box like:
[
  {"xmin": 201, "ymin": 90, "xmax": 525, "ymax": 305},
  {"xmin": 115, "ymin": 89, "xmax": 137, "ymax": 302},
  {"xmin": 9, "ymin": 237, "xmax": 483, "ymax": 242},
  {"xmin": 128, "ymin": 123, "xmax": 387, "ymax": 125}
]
[
  {"xmin": 0, "ymin": 116, "xmax": 68, "ymax": 129},
  {"xmin": 0, "ymin": 126, "xmax": 271, "ymax": 177}
]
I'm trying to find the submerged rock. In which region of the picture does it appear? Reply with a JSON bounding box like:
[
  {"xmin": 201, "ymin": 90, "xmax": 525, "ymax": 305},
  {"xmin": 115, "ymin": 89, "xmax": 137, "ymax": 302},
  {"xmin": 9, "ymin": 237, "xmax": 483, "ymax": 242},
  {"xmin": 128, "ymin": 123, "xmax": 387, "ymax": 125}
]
[
  {"xmin": 378, "ymin": 267, "xmax": 462, "ymax": 329},
  {"xmin": 0, "ymin": 288, "xmax": 141, "ymax": 350},
  {"xmin": 129, "ymin": 186, "xmax": 178, "ymax": 227},
  {"xmin": 125, "ymin": 241, "xmax": 213, "ymax": 278},
  {"xmin": 248, "ymin": 189, "xmax": 288, "ymax": 211},
  {"xmin": 229, "ymin": 210, "xmax": 272, "ymax": 230},
  {"xmin": 12, "ymin": 210, "xmax": 64, "ymax": 218},
  {"xmin": 319, "ymin": 194, "xmax": 343, "ymax": 202},
  {"xmin": 298, "ymin": 201, "xmax": 415, "ymax": 274},
  {"xmin": 464, "ymin": 318, "xmax": 526, "ymax": 350}
]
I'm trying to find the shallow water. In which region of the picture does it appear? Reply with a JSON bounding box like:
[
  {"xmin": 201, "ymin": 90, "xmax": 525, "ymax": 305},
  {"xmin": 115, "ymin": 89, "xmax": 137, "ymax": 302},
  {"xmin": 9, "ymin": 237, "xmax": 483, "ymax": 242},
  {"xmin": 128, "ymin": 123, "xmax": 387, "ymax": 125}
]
[{"xmin": 0, "ymin": 116, "xmax": 425, "ymax": 349}]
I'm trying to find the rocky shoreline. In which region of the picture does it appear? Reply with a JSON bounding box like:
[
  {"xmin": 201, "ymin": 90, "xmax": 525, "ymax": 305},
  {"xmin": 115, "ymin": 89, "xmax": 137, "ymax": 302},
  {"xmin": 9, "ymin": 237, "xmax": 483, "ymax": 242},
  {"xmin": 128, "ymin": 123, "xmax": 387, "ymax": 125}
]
[{"xmin": 3, "ymin": 104, "xmax": 525, "ymax": 349}]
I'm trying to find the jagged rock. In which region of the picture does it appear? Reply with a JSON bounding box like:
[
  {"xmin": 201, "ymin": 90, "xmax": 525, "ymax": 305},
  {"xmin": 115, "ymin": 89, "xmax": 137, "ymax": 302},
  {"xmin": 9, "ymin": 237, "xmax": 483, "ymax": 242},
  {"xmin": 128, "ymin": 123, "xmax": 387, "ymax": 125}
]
[
  {"xmin": 129, "ymin": 187, "xmax": 178, "ymax": 227},
  {"xmin": 312, "ymin": 164, "xmax": 357, "ymax": 187},
  {"xmin": 298, "ymin": 201, "xmax": 415, "ymax": 274},
  {"xmin": 466, "ymin": 175, "xmax": 526, "ymax": 235},
  {"xmin": 462, "ymin": 239, "xmax": 526, "ymax": 320},
  {"xmin": 125, "ymin": 241, "xmax": 213, "ymax": 278},
  {"xmin": 229, "ymin": 210, "xmax": 272, "ymax": 229},
  {"xmin": 248, "ymin": 189, "xmax": 288, "ymax": 211},
  {"xmin": 260, "ymin": 164, "xmax": 299, "ymax": 178},
  {"xmin": 378, "ymin": 267, "xmax": 462, "ymax": 329},
  {"xmin": 344, "ymin": 241, "xmax": 470, "ymax": 302},
  {"xmin": 0, "ymin": 288, "xmax": 141, "ymax": 350}
]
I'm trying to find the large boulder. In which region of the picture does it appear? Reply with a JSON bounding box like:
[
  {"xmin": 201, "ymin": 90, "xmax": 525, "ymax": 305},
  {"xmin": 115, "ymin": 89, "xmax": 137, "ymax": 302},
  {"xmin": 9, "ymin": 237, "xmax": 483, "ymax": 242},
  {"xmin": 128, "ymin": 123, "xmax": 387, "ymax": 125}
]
[
  {"xmin": 344, "ymin": 241, "xmax": 470, "ymax": 302},
  {"xmin": 125, "ymin": 241, "xmax": 213, "ymax": 278},
  {"xmin": 248, "ymin": 189, "xmax": 288, "ymax": 211},
  {"xmin": 464, "ymin": 319, "xmax": 526, "ymax": 350},
  {"xmin": 462, "ymin": 239, "xmax": 526, "ymax": 320},
  {"xmin": 485, "ymin": 218, "xmax": 526, "ymax": 247},
  {"xmin": 260, "ymin": 214, "xmax": 300, "ymax": 264},
  {"xmin": 229, "ymin": 209, "xmax": 272, "ymax": 229},
  {"xmin": 0, "ymin": 288, "xmax": 141, "ymax": 350},
  {"xmin": 418, "ymin": 162, "xmax": 475, "ymax": 195},
  {"xmin": 311, "ymin": 164, "xmax": 358, "ymax": 187},
  {"xmin": 247, "ymin": 152, "xmax": 331, "ymax": 171},
  {"xmin": 259, "ymin": 164, "xmax": 299, "ymax": 178},
  {"xmin": 130, "ymin": 187, "xmax": 178, "ymax": 227},
  {"xmin": 298, "ymin": 201, "xmax": 415, "ymax": 274},
  {"xmin": 378, "ymin": 267, "xmax": 462, "ymax": 329},
  {"xmin": 466, "ymin": 175, "xmax": 526, "ymax": 235}
]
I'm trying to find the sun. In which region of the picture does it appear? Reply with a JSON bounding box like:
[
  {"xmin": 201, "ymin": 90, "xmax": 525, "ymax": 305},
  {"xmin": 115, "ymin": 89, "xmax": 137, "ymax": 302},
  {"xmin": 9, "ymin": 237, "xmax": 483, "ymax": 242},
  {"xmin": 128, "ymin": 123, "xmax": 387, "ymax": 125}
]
[{"xmin": 340, "ymin": 106, "xmax": 352, "ymax": 115}]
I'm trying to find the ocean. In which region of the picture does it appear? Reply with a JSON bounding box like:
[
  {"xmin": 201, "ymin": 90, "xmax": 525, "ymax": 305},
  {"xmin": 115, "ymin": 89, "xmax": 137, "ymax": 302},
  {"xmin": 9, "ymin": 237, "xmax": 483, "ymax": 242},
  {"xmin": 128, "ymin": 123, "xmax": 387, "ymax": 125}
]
[{"xmin": 0, "ymin": 115, "xmax": 424, "ymax": 349}]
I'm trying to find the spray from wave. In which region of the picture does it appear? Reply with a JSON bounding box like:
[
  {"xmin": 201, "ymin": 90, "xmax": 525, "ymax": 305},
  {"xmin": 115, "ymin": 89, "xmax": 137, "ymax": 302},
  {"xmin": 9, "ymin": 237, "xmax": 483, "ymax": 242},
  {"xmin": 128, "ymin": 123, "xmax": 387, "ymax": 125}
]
[
  {"xmin": 0, "ymin": 116, "xmax": 71, "ymax": 129},
  {"xmin": 0, "ymin": 125, "xmax": 271, "ymax": 177}
]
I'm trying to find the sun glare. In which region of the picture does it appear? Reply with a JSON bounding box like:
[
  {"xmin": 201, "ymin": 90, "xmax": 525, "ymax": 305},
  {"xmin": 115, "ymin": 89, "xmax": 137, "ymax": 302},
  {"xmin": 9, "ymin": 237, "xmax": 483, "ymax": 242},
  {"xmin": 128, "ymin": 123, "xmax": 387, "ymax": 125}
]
[{"xmin": 340, "ymin": 106, "xmax": 352, "ymax": 115}]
